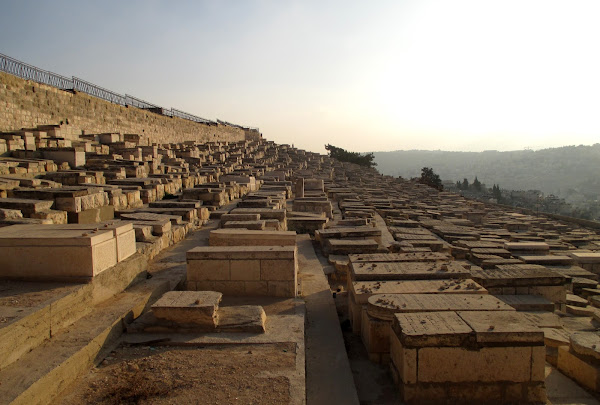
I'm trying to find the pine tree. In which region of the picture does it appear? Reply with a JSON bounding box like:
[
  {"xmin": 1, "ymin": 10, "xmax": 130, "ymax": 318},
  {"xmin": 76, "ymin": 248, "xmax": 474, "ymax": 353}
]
[{"xmin": 473, "ymin": 176, "xmax": 482, "ymax": 191}]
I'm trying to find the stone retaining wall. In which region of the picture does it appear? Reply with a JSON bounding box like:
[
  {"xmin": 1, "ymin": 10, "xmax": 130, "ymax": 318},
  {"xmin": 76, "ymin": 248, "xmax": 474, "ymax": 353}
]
[{"xmin": 0, "ymin": 71, "xmax": 255, "ymax": 144}]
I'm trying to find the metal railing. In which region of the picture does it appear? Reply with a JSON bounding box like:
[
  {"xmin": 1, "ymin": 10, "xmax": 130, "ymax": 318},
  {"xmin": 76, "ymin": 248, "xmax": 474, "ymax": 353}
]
[
  {"xmin": 171, "ymin": 108, "xmax": 215, "ymax": 124},
  {"xmin": 0, "ymin": 52, "xmax": 255, "ymax": 130},
  {"xmin": 217, "ymin": 119, "xmax": 259, "ymax": 131},
  {"xmin": 125, "ymin": 94, "xmax": 160, "ymax": 110},
  {"xmin": 73, "ymin": 77, "xmax": 126, "ymax": 105},
  {"xmin": 0, "ymin": 53, "xmax": 73, "ymax": 89}
]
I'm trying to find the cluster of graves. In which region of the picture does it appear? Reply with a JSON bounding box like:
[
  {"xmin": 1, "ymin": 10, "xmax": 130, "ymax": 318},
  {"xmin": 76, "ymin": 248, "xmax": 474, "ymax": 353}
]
[
  {"xmin": 313, "ymin": 169, "xmax": 600, "ymax": 402},
  {"xmin": 1, "ymin": 122, "xmax": 600, "ymax": 403}
]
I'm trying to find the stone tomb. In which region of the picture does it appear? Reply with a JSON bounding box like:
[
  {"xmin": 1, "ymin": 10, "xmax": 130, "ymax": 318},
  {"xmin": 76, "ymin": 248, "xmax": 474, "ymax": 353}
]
[
  {"xmin": 209, "ymin": 229, "xmax": 297, "ymax": 247},
  {"xmin": 152, "ymin": 290, "xmax": 222, "ymax": 328},
  {"xmin": 349, "ymin": 252, "xmax": 449, "ymax": 264},
  {"xmin": 470, "ymin": 264, "xmax": 568, "ymax": 305},
  {"xmin": 286, "ymin": 215, "xmax": 328, "ymax": 235},
  {"xmin": 350, "ymin": 261, "xmax": 471, "ymax": 282},
  {"xmin": 186, "ymin": 246, "xmax": 297, "ymax": 297},
  {"xmin": 557, "ymin": 331, "xmax": 600, "ymax": 392},
  {"xmin": 568, "ymin": 252, "xmax": 600, "ymax": 274},
  {"xmin": 292, "ymin": 198, "xmax": 333, "ymax": 219},
  {"xmin": 316, "ymin": 226, "xmax": 382, "ymax": 244},
  {"xmin": 496, "ymin": 294, "xmax": 555, "ymax": 312},
  {"xmin": 222, "ymin": 220, "xmax": 266, "ymax": 230},
  {"xmin": 504, "ymin": 241, "xmax": 550, "ymax": 256},
  {"xmin": 348, "ymin": 279, "xmax": 487, "ymax": 335},
  {"xmin": 40, "ymin": 221, "xmax": 136, "ymax": 262},
  {"xmin": 229, "ymin": 208, "xmax": 287, "ymax": 230},
  {"xmin": 362, "ymin": 293, "xmax": 515, "ymax": 363},
  {"xmin": 0, "ymin": 224, "xmax": 121, "ymax": 280},
  {"xmin": 390, "ymin": 311, "xmax": 546, "ymax": 403},
  {"xmin": 324, "ymin": 238, "xmax": 380, "ymax": 255},
  {"xmin": 140, "ymin": 290, "xmax": 267, "ymax": 333}
]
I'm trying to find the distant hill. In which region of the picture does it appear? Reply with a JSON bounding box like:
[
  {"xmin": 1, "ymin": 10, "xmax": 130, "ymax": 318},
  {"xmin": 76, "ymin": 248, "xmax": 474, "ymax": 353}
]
[{"xmin": 373, "ymin": 144, "xmax": 600, "ymax": 199}]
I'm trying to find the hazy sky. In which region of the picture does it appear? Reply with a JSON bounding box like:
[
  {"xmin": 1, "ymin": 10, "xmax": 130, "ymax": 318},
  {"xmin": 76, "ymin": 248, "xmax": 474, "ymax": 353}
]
[{"xmin": 1, "ymin": 0, "xmax": 599, "ymax": 154}]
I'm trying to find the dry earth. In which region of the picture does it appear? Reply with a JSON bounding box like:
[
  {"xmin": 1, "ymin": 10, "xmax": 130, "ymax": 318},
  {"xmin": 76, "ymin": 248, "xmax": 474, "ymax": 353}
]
[{"xmin": 59, "ymin": 343, "xmax": 296, "ymax": 405}]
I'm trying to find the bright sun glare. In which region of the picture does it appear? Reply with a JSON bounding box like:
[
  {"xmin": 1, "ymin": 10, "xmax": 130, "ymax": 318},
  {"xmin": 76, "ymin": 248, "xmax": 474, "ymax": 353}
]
[{"xmin": 363, "ymin": 0, "xmax": 600, "ymax": 151}]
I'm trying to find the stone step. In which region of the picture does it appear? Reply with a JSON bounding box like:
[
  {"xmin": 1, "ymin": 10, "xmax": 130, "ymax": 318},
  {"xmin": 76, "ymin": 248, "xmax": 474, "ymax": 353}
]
[
  {"xmin": 0, "ymin": 275, "xmax": 171, "ymax": 405},
  {"xmin": 0, "ymin": 253, "xmax": 147, "ymax": 372}
]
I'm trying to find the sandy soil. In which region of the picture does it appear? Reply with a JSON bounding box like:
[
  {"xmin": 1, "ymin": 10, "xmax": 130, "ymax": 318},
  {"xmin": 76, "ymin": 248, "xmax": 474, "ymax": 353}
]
[{"xmin": 59, "ymin": 343, "xmax": 296, "ymax": 405}]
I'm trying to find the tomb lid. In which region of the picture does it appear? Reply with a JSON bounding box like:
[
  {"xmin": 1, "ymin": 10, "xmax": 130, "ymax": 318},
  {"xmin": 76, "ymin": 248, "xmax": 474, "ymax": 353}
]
[
  {"xmin": 569, "ymin": 252, "xmax": 600, "ymax": 263},
  {"xmin": 349, "ymin": 252, "xmax": 448, "ymax": 263},
  {"xmin": 470, "ymin": 267, "xmax": 567, "ymax": 287},
  {"xmin": 520, "ymin": 311, "xmax": 563, "ymax": 329},
  {"xmin": 392, "ymin": 311, "xmax": 472, "ymax": 347},
  {"xmin": 542, "ymin": 327, "xmax": 570, "ymax": 346},
  {"xmin": 457, "ymin": 311, "xmax": 544, "ymax": 344},
  {"xmin": 367, "ymin": 293, "xmax": 513, "ymax": 320},
  {"xmin": 0, "ymin": 225, "xmax": 114, "ymax": 246},
  {"xmin": 350, "ymin": 261, "xmax": 470, "ymax": 281},
  {"xmin": 504, "ymin": 242, "xmax": 550, "ymax": 250},
  {"xmin": 570, "ymin": 332, "xmax": 600, "ymax": 362},
  {"xmin": 495, "ymin": 295, "xmax": 554, "ymax": 312},
  {"xmin": 351, "ymin": 279, "xmax": 486, "ymax": 304}
]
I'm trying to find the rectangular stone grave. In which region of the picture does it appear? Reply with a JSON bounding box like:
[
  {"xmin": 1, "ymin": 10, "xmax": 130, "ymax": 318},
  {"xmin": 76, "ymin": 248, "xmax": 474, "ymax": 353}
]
[
  {"xmin": 316, "ymin": 226, "xmax": 382, "ymax": 244},
  {"xmin": 187, "ymin": 245, "xmax": 297, "ymax": 297},
  {"xmin": 0, "ymin": 198, "xmax": 54, "ymax": 214},
  {"xmin": 151, "ymin": 291, "xmax": 222, "ymax": 329},
  {"xmin": 518, "ymin": 255, "xmax": 574, "ymax": 266},
  {"xmin": 504, "ymin": 241, "xmax": 550, "ymax": 256},
  {"xmin": 293, "ymin": 199, "xmax": 333, "ymax": 218},
  {"xmin": 470, "ymin": 265, "xmax": 568, "ymax": 304},
  {"xmin": 568, "ymin": 252, "xmax": 600, "ymax": 274},
  {"xmin": 119, "ymin": 211, "xmax": 183, "ymax": 225},
  {"xmin": 362, "ymin": 294, "xmax": 514, "ymax": 363},
  {"xmin": 209, "ymin": 229, "xmax": 297, "ymax": 247},
  {"xmin": 286, "ymin": 217, "xmax": 328, "ymax": 235},
  {"xmin": 0, "ymin": 224, "xmax": 118, "ymax": 280},
  {"xmin": 40, "ymin": 221, "xmax": 136, "ymax": 262},
  {"xmin": 222, "ymin": 220, "xmax": 265, "ymax": 230},
  {"xmin": 325, "ymin": 238, "xmax": 379, "ymax": 255},
  {"xmin": 496, "ymin": 295, "xmax": 555, "ymax": 311},
  {"xmin": 390, "ymin": 311, "xmax": 546, "ymax": 403},
  {"xmin": 557, "ymin": 332, "xmax": 600, "ymax": 391},
  {"xmin": 349, "ymin": 252, "xmax": 449, "ymax": 263},
  {"xmin": 349, "ymin": 279, "xmax": 487, "ymax": 335},
  {"xmin": 220, "ymin": 213, "xmax": 260, "ymax": 226},
  {"xmin": 350, "ymin": 261, "xmax": 470, "ymax": 282}
]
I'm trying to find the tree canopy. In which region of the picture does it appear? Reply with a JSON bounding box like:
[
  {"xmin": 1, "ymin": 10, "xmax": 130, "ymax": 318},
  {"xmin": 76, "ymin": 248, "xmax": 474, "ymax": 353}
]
[
  {"xmin": 325, "ymin": 144, "xmax": 377, "ymax": 168},
  {"xmin": 419, "ymin": 167, "xmax": 443, "ymax": 190}
]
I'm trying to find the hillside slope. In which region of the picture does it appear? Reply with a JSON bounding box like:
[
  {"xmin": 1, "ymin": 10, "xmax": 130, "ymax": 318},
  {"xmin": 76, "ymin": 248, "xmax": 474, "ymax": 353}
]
[{"xmin": 373, "ymin": 144, "xmax": 600, "ymax": 198}]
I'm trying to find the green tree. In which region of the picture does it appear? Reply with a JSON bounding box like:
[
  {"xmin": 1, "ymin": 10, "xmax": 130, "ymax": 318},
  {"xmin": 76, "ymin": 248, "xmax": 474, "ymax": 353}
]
[
  {"xmin": 492, "ymin": 184, "xmax": 502, "ymax": 201},
  {"xmin": 462, "ymin": 178, "xmax": 469, "ymax": 190},
  {"xmin": 324, "ymin": 144, "xmax": 377, "ymax": 168},
  {"xmin": 472, "ymin": 176, "xmax": 482, "ymax": 191},
  {"xmin": 419, "ymin": 167, "xmax": 443, "ymax": 190}
]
